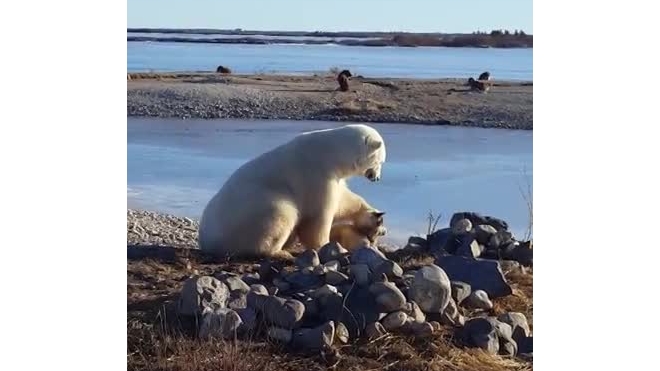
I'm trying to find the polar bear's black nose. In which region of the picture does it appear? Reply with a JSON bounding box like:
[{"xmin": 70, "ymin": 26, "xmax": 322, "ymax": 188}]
[{"xmin": 365, "ymin": 169, "xmax": 378, "ymax": 181}]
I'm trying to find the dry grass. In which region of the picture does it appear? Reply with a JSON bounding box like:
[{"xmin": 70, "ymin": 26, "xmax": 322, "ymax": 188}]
[{"xmin": 127, "ymin": 245, "xmax": 532, "ymax": 371}]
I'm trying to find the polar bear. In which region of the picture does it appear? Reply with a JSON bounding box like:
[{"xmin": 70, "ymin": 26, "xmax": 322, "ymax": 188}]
[{"xmin": 198, "ymin": 124, "xmax": 386, "ymax": 260}]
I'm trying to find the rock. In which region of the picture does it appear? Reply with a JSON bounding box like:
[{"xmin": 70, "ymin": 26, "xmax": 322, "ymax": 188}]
[
  {"xmin": 451, "ymin": 218, "xmax": 473, "ymax": 235},
  {"xmin": 499, "ymin": 241, "xmax": 518, "ymax": 260},
  {"xmin": 474, "ymin": 224, "xmax": 498, "ymax": 244},
  {"xmin": 268, "ymin": 286, "xmax": 279, "ymax": 296},
  {"xmin": 296, "ymin": 249, "xmax": 320, "ymax": 269},
  {"xmin": 407, "ymin": 236, "xmax": 429, "ymax": 250},
  {"xmin": 303, "ymin": 297, "xmax": 319, "ymax": 317},
  {"xmin": 365, "ymin": 322, "xmax": 387, "ymax": 338},
  {"xmin": 258, "ymin": 260, "xmax": 280, "ymax": 281},
  {"xmin": 241, "ymin": 273, "xmax": 261, "ymax": 286},
  {"xmin": 292, "ymin": 321, "xmax": 335, "ymax": 350},
  {"xmin": 227, "ymin": 291, "xmax": 248, "ymax": 310},
  {"xmin": 427, "ymin": 228, "xmax": 454, "ymax": 255},
  {"xmin": 512, "ymin": 243, "xmax": 533, "ymax": 267},
  {"xmin": 439, "ymin": 298, "xmax": 465, "ymax": 327},
  {"xmin": 177, "ymin": 276, "xmax": 230, "ymax": 316},
  {"xmin": 313, "ymin": 265, "xmax": 327, "ymax": 275},
  {"xmin": 249, "ymin": 284, "xmax": 269, "ymax": 296},
  {"xmin": 248, "ymin": 293, "xmax": 305, "ymax": 329},
  {"xmin": 461, "ymin": 317, "xmax": 499, "ymax": 354},
  {"xmin": 465, "ymin": 290, "xmax": 493, "ymax": 310},
  {"xmin": 218, "ymin": 275, "xmax": 251, "ymax": 294},
  {"xmin": 435, "ymin": 256, "xmax": 512, "ymax": 298},
  {"xmin": 450, "ymin": 212, "xmax": 508, "ymax": 232},
  {"xmin": 499, "ymin": 260, "xmax": 521, "ymax": 273},
  {"xmin": 326, "ymin": 270, "xmax": 349, "ymax": 285},
  {"xmin": 324, "ymin": 260, "xmax": 340, "ymax": 271},
  {"xmin": 369, "ymin": 281, "xmax": 407, "ymax": 312},
  {"xmin": 350, "ymin": 246, "xmax": 387, "ymax": 269},
  {"xmin": 405, "ymin": 301, "xmax": 426, "ymax": 323},
  {"xmin": 311, "ymin": 284, "xmax": 339, "ymax": 301},
  {"xmin": 487, "ymin": 230, "xmax": 513, "ymax": 250},
  {"xmin": 456, "ymin": 235, "xmax": 482, "ymax": 258},
  {"xmin": 284, "ymin": 271, "xmax": 323, "ymax": 290},
  {"xmin": 402, "ymin": 320, "xmax": 434, "ymax": 336},
  {"xmin": 450, "ymin": 281, "xmax": 472, "ymax": 305},
  {"xmin": 381, "ymin": 311, "xmax": 408, "ymax": 331},
  {"xmin": 497, "ymin": 312, "xmax": 531, "ymax": 344},
  {"xmin": 199, "ymin": 308, "xmax": 243, "ymax": 339},
  {"xmin": 409, "ymin": 265, "xmax": 451, "ymax": 313},
  {"xmin": 235, "ymin": 307, "xmax": 257, "ymax": 332},
  {"xmin": 273, "ymin": 278, "xmax": 291, "ymax": 292},
  {"xmin": 518, "ymin": 352, "xmax": 533, "ymax": 362},
  {"xmin": 349, "ymin": 264, "xmax": 372, "ymax": 286},
  {"xmin": 335, "ymin": 322, "xmax": 350, "ymax": 344},
  {"xmin": 333, "ymin": 286, "xmax": 381, "ymax": 338},
  {"xmin": 268, "ymin": 327, "xmax": 292, "ymax": 343},
  {"xmin": 490, "ymin": 319, "xmax": 518, "ymax": 356},
  {"xmin": 318, "ymin": 242, "xmax": 349, "ymax": 264},
  {"xmin": 372, "ymin": 259, "xmax": 403, "ymax": 279},
  {"xmin": 518, "ymin": 336, "xmax": 533, "ymax": 354}
]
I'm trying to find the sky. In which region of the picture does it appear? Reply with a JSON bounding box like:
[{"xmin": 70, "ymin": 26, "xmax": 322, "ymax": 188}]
[{"xmin": 127, "ymin": 0, "xmax": 532, "ymax": 34}]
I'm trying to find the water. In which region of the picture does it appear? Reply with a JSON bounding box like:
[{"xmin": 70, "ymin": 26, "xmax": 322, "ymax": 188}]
[
  {"xmin": 127, "ymin": 41, "xmax": 532, "ymax": 80},
  {"xmin": 127, "ymin": 118, "xmax": 533, "ymax": 245}
]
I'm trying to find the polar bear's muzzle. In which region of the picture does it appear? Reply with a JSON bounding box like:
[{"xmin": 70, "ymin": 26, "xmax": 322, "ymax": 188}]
[{"xmin": 365, "ymin": 168, "xmax": 380, "ymax": 181}]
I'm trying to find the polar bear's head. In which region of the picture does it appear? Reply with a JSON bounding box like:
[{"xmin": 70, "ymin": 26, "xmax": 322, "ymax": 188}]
[{"xmin": 350, "ymin": 124, "xmax": 386, "ymax": 182}]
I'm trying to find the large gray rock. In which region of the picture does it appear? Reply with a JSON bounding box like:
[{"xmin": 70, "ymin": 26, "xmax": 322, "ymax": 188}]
[
  {"xmin": 381, "ymin": 311, "xmax": 408, "ymax": 331},
  {"xmin": 249, "ymin": 284, "xmax": 269, "ymax": 296},
  {"xmin": 465, "ymin": 290, "xmax": 493, "ymax": 310},
  {"xmin": 247, "ymin": 292, "xmax": 305, "ymax": 329},
  {"xmin": 369, "ymin": 281, "xmax": 407, "ymax": 312},
  {"xmin": 456, "ymin": 235, "xmax": 482, "ymax": 258},
  {"xmin": 349, "ymin": 264, "xmax": 372, "ymax": 286},
  {"xmin": 404, "ymin": 301, "xmax": 426, "ymax": 323},
  {"xmin": 292, "ymin": 321, "xmax": 335, "ymax": 350},
  {"xmin": 177, "ymin": 276, "xmax": 230, "ymax": 316},
  {"xmin": 451, "ymin": 218, "xmax": 473, "ymax": 235},
  {"xmin": 426, "ymin": 228, "xmax": 454, "ymax": 255},
  {"xmin": 435, "ymin": 255, "xmax": 512, "ymax": 298},
  {"xmin": 227, "ymin": 291, "xmax": 248, "ymax": 310},
  {"xmin": 335, "ymin": 322, "xmax": 350, "ymax": 344},
  {"xmin": 451, "ymin": 281, "xmax": 472, "ymax": 305},
  {"xmin": 295, "ymin": 249, "xmax": 320, "ymax": 269},
  {"xmin": 409, "ymin": 265, "xmax": 451, "ymax": 313},
  {"xmin": 372, "ymin": 259, "xmax": 404, "ymax": 279},
  {"xmin": 284, "ymin": 271, "xmax": 323, "ymax": 290},
  {"xmin": 401, "ymin": 320, "xmax": 434, "ymax": 336},
  {"xmin": 218, "ymin": 275, "xmax": 251, "ymax": 294},
  {"xmin": 487, "ymin": 230, "xmax": 514, "ymax": 251},
  {"xmin": 497, "ymin": 312, "xmax": 531, "ymax": 344},
  {"xmin": 199, "ymin": 308, "xmax": 243, "ymax": 339},
  {"xmin": 326, "ymin": 270, "xmax": 349, "ymax": 286},
  {"xmin": 474, "ymin": 224, "xmax": 498, "ymax": 244},
  {"xmin": 461, "ymin": 317, "xmax": 499, "ymax": 355},
  {"xmin": 268, "ymin": 327, "xmax": 292, "ymax": 343},
  {"xmin": 350, "ymin": 246, "xmax": 388, "ymax": 269},
  {"xmin": 439, "ymin": 298, "xmax": 465, "ymax": 327},
  {"xmin": 318, "ymin": 242, "xmax": 349, "ymax": 264},
  {"xmin": 450, "ymin": 212, "xmax": 509, "ymax": 232},
  {"xmin": 512, "ymin": 242, "xmax": 533, "ymax": 267},
  {"xmin": 235, "ymin": 307, "xmax": 257, "ymax": 332}
]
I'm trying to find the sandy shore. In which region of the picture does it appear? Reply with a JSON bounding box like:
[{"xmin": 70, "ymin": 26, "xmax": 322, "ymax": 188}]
[{"xmin": 127, "ymin": 73, "xmax": 533, "ymax": 130}]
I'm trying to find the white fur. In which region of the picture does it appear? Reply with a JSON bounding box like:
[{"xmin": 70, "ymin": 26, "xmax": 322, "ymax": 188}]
[{"xmin": 198, "ymin": 124, "xmax": 386, "ymax": 259}]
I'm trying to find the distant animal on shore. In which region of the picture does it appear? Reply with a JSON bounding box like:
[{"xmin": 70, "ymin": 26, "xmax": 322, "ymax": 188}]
[
  {"xmin": 330, "ymin": 209, "xmax": 387, "ymax": 250},
  {"xmin": 216, "ymin": 65, "xmax": 232, "ymax": 74},
  {"xmin": 478, "ymin": 71, "xmax": 491, "ymax": 81},
  {"xmin": 337, "ymin": 69, "xmax": 352, "ymax": 92},
  {"xmin": 467, "ymin": 77, "xmax": 490, "ymax": 93}
]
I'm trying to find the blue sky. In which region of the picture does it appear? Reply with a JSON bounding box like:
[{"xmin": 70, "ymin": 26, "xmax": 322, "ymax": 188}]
[{"xmin": 127, "ymin": 0, "xmax": 532, "ymax": 33}]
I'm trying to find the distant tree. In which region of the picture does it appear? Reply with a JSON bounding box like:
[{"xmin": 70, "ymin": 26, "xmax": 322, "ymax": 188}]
[
  {"xmin": 490, "ymin": 29, "xmax": 503, "ymax": 36},
  {"xmin": 504, "ymin": 30, "xmax": 510, "ymax": 35},
  {"xmin": 520, "ymin": 30, "xmax": 527, "ymax": 36}
]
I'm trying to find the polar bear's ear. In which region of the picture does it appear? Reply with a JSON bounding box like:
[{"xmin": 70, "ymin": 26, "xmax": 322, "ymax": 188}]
[{"xmin": 365, "ymin": 136, "xmax": 383, "ymax": 150}]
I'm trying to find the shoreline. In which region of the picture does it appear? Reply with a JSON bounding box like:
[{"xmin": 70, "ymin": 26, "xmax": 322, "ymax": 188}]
[{"xmin": 128, "ymin": 73, "xmax": 533, "ymax": 130}]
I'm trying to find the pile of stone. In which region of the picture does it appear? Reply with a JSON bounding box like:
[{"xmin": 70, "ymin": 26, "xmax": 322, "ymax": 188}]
[{"xmin": 173, "ymin": 211, "xmax": 533, "ymax": 359}]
